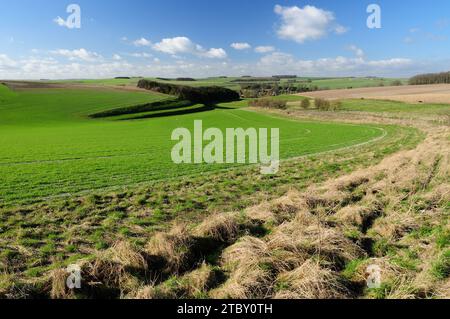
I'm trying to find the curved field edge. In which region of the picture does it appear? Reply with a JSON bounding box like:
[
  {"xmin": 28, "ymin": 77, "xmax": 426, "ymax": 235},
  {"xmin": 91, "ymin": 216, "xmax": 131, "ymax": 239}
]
[{"xmin": 0, "ymin": 118, "xmax": 423, "ymax": 296}]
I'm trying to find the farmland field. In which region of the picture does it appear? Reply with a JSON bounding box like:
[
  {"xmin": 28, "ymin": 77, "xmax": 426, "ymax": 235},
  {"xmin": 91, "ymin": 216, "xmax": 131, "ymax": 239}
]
[
  {"xmin": 51, "ymin": 76, "xmax": 406, "ymax": 91},
  {"xmin": 2, "ymin": 81, "xmax": 447, "ymax": 301},
  {"xmin": 2, "ymin": 0, "xmax": 450, "ymax": 303},
  {"xmin": 301, "ymin": 83, "xmax": 450, "ymax": 104},
  {"xmin": 0, "ymin": 84, "xmax": 385, "ymax": 205}
]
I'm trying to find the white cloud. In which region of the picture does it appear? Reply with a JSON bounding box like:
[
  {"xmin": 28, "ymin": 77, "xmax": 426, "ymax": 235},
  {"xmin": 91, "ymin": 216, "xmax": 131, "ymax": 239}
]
[
  {"xmin": 50, "ymin": 49, "xmax": 102, "ymax": 62},
  {"xmin": 53, "ymin": 17, "xmax": 69, "ymax": 28},
  {"xmin": 255, "ymin": 46, "xmax": 276, "ymax": 53},
  {"xmin": 274, "ymin": 4, "xmax": 346, "ymax": 43},
  {"xmin": 231, "ymin": 42, "xmax": 251, "ymax": 50},
  {"xmin": 153, "ymin": 36, "xmax": 227, "ymax": 59},
  {"xmin": 202, "ymin": 48, "xmax": 227, "ymax": 59},
  {"xmin": 153, "ymin": 37, "xmax": 196, "ymax": 55},
  {"xmin": 129, "ymin": 52, "xmax": 152, "ymax": 58},
  {"xmin": 334, "ymin": 25, "xmax": 348, "ymax": 34},
  {"xmin": 112, "ymin": 54, "xmax": 122, "ymax": 60},
  {"xmin": 348, "ymin": 45, "xmax": 365, "ymax": 58},
  {"xmin": 133, "ymin": 37, "xmax": 152, "ymax": 47},
  {"xmin": 257, "ymin": 51, "xmax": 413, "ymax": 77},
  {"xmin": 0, "ymin": 49, "xmax": 422, "ymax": 80}
]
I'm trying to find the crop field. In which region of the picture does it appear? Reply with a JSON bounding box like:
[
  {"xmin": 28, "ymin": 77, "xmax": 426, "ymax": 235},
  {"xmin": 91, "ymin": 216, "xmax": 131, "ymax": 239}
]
[
  {"xmin": 2, "ymin": 0, "xmax": 450, "ymax": 304},
  {"xmin": 301, "ymin": 83, "xmax": 450, "ymax": 104},
  {"xmin": 0, "ymin": 84, "xmax": 384, "ymax": 205},
  {"xmin": 0, "ymin": 80, "xmax": 448, "ymax": 301}
]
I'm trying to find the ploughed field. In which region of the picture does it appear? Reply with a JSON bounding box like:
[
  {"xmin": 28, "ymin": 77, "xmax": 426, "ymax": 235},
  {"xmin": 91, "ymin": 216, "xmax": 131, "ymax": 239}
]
[
  {"xmin": 0, "ymin": 84, "xmax": 384, "ymax": 205},
  {"xmin": 300, "ymin": 83, "xmax": 450, "ymax": 104}
]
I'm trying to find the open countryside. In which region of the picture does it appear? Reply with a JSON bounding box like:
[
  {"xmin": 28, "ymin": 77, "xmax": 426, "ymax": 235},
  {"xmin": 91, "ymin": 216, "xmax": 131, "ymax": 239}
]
[{"xmin": 0, "ymin": 0, "xmax": 448, "ymax": 303}]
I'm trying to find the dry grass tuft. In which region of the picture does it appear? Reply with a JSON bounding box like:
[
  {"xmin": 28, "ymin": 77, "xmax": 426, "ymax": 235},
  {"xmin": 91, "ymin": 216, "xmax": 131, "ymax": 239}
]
[
  {"xmin": 134, "ymin": 285, "xmax": 156, "ymax": 299},
  {"xmin": 50, "ymin": 269, "xmax": 74, "ymax": 299},
  {"xmin": 268, "ymin": 190, "xmax": 305, "ymax": 224},
  {"xmin": 106, "ymin": 241, "xmax": 147, "ymax": 271},
  {"xmin": 193, "ymin": 212, "xmax": 242, "ymax": 243},
  {"xmin": 245, "ymin": 202, "xmax": 275, "ymax": 224},
  {"xmin": 274, "ymin": 259, "xmax": 350, "ymax": 299},
  {"xmin": 212, "ymin": 236, "xmax": 273, "ymax": 299},
  {"xmin": 335, "ymin": 199, "xmax": 383, "ymax": 231},
  {"xmin": 435, "ymin": 278, "xmax": 450, "ymax": 299},
  {"xmin": 181, "ymin": 262, "xmax": 217, "ymax": 297},
  {"xmin": 85, "ymin": 258, "xmax": 127, "ymax": 288},
  {"xmin": 146, "ymin": 224, "xmax": 193, "ymax": 273},
  {"xmin": 371, "ymin": 213, "xmax": 419, "ymax": 241},
  {"xmin": 335, "ymin": 175, "xmax": 370, "ymax": 192},
  {"xmin": 269, "ymin": 211, "xmax": 365, "ymax": 268},
  {"xmin": 221, "ymin": 236, "xmax": 270, "ymax": 268}
]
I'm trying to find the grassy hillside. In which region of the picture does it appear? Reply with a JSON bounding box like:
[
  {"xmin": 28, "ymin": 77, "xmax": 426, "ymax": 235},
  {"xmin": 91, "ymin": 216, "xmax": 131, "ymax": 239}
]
[
  {"xmin": 0, "ymin": 102, "xmax": 424, "ymax": 298},
  {"xmin": 0, "ymin": 85, "xmax": 385, "ymax": 205}
]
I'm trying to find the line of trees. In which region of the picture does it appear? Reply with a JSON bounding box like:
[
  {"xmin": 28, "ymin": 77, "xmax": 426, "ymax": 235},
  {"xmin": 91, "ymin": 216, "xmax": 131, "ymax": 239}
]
[
  {"xmin": 409, "ymin": 71, "xmax": 450, "ymax": 85},
  {"xmin": 240, "ymin": 82, "xmax": 319, "ymax": 98},
  {"xmin": 137, "ymin": 80, "xmax": 240, "ymax": 105}
]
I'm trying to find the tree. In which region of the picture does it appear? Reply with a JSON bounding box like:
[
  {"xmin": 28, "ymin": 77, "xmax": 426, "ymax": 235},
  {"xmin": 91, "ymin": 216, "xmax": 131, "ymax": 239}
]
[{"xmin": 301, "ymin": 99, "xmax": 311, "ymax": 109}]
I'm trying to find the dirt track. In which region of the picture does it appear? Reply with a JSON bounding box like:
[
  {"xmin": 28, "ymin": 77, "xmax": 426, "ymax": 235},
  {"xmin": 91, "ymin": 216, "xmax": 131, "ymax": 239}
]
[{"xmin": 300, "ymin": 84, "xmax": 450, "ymax": 104}]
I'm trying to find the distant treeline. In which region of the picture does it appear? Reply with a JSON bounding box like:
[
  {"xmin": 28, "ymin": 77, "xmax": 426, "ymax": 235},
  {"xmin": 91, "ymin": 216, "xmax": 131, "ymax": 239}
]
[
  {"xmin": 231, "ymin": 77, "xmax": 278, "ymax": 83},
  {"xmin": 272, "ymin": 75, "xmax": 297, "ymax": 79},
  {"xmin": 156, "ymin": 77, "xmax": 197, "ymax": 82},
  {"xmin": 137, "ymin": 80, "xmax": 240, "ymax": 105},
  {"xmin": 409, "ymin": 71, "xmax": 450, "ymax": 85}
]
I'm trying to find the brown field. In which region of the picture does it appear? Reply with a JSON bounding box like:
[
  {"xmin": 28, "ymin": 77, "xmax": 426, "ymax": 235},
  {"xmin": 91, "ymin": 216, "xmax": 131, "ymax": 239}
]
[
  {"xmin": 300, "ymin": 84, "xmax": 450, "ymax": 104},
  {"xmin": 1, "ymin": 80, "xmax": 149, "ymax": 93}
]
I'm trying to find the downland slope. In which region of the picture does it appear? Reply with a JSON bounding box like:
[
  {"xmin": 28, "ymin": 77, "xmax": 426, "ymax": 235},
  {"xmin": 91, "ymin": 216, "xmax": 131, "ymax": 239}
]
[
  {"xmin": 0, "ymin": 83, "xmax": 384, "ymax": 205},
  {"xmin": 1, "ymin": 96, "xmax": 448, "ymax": 299}
]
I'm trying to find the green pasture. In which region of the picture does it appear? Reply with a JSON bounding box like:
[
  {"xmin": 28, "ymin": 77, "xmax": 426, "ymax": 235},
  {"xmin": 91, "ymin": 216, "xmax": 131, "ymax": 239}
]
[{"xmin": 0, "ymin": 84, "xmax": 384, "ymax": 205}]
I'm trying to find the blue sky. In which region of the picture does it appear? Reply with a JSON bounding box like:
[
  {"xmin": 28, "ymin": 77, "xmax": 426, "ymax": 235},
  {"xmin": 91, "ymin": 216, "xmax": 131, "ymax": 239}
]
[{"xmin": 1, "ymin": 0, "xmax": 450, "ymax": 79}]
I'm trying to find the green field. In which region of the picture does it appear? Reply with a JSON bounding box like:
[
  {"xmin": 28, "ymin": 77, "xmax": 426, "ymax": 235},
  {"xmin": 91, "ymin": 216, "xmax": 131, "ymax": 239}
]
[
  {"xmin": 341, "ymin": 99, "xmax": 450, "ymax": 115},
  {"xmin": 0, "ymin": 84, "xmax": 384, "ymax": 205}
]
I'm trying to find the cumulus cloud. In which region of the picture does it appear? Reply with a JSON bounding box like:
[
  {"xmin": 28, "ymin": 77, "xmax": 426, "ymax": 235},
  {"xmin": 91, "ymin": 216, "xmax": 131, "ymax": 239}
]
[
  {"xmin": 255, "ymin": 46, "xmax": 276, "ymax": 53},
  {"xmin": 202, "ymin": 48, "xmax": 227, "ymax": 59},
  {"xmin": 348, "ymin": 45, "xmax": 365, "ymax": 58},
  {"xmin": 231, "ymin": 42, "xmax": 251, "ymax": 50},
  {"xmin": 153, "ymin": 37, "xmax": 196, "ymax": 55},
  {"xmin": 133, "ymin": 37, "xmax": 152, "ymax": 47},
  {"xmin": 274, "ymin": 4, "xmax": 347, "ymax": 43},
  {"xmin": 153, "ymin": 36, "xmax": 227, "ymax": 59},
  {"xmin": 257, "ymin": 51, "xmax": 413, "ymax": 77},
  {"xmin": 112, "ymin": 54, "xmax": 122, "ymax": 60},
  {"xmin": 50, "ymin": 49, "xmax": 102, "ymax": 62}
]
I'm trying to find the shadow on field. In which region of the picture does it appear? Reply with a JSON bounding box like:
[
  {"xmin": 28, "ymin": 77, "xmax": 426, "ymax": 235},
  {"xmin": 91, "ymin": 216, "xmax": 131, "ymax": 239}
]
[{"xmin": 119, "ymin": 104, "xmax": 216, "ymax": 120}]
